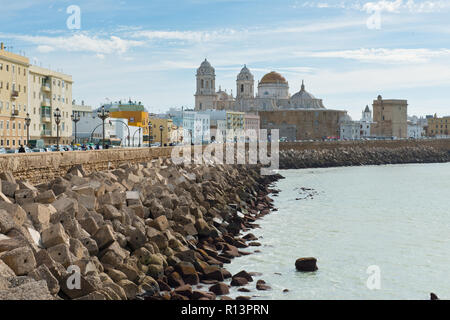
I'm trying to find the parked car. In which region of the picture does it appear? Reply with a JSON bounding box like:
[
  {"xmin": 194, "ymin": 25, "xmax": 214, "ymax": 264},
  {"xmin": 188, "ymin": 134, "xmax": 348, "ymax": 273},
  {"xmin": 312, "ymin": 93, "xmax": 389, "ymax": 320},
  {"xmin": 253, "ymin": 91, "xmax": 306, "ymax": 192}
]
[
  {"xmin": 0, "ymin": 148, "xmax": 6, "ymax": 154},
  {"xmin": 6, "ymin": 149, "xmax": 18, "ymax": 153},
  {"xmin": 32, "ymin": 148, "xmax": 46, "ymax": 153}
]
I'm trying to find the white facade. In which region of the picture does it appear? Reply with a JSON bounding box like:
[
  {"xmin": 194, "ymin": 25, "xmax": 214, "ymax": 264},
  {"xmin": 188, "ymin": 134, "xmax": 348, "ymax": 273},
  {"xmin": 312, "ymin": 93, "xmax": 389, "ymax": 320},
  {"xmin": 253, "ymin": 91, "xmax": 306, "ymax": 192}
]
[
  {"xmin": 360, "ymin": 105, "xmax": 373, "ymax": 137},
  {"xmin": 182, "ymin": 111, "xmax": 210, "ymax": 144},
  {"xmin": 407, "ymin": 122, "xmax": 423, "ymax": 139},
  {"xmin": 340, "ymin": 120, "xmax": 361, "ymax": 140}
]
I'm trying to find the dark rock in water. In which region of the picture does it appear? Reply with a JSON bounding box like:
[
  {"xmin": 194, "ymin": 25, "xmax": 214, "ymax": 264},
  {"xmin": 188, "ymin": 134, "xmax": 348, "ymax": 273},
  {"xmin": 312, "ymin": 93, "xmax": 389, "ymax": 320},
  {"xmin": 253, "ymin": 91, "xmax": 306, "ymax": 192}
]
[
  {"xmin": 233, "ymin": 270, "xmax": 253, "ymax": 282},
  {"xmin": 295, "ymin": 257, "xmax": 318, "ymax": 272},
  {"xmin": 430, "ymin": 293, "xmax": 440, "ymax": 300},
  {"xmin": 209, "ymin": 282, "xmax": 229, "ymax": 295},
  {"xmin": 256, "ymin": 279, "xmax": 271, "ymax": 291},
  {"xmin": 283, "ymin": 289, "xmax": 289, "ymax": 293},
  {"xmin": 236, "ymin": 296, "xmax": 251, "ymax": 300},
  {"xmin": 231, "ymin": 277, "xmax": 248, "ymax": 286},
  {"xmin": 238, "ymin": 288, "xmax": 251, "ymax": 292}
]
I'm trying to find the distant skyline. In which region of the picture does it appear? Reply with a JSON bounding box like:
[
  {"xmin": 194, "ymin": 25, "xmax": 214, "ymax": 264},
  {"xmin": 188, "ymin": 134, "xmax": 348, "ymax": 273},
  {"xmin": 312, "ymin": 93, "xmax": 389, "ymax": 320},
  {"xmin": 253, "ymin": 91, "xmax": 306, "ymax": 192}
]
[{"xmin": 1, "ymin": 0, "xmax": 450, "ymax": 119}]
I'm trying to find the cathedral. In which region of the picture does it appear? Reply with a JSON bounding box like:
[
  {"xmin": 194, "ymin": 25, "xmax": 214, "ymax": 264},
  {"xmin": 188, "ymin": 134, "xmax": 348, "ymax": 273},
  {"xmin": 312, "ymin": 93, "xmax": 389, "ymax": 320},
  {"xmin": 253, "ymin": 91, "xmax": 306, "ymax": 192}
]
[{"xmin": 194, "ymin": 59, "xmax": 326, "ymax": 112}]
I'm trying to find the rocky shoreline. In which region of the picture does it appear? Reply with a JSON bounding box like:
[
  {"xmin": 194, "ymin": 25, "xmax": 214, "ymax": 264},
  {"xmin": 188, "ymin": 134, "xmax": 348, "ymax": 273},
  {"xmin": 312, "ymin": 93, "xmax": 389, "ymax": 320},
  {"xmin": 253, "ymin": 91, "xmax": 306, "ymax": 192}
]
[
  {"xmin": 279, "ymin": 145, "xmax": 450, "ymax": 169},
  {"xmin": 0, "ymin": 159, "xmax": 282, "ymax": 300}
]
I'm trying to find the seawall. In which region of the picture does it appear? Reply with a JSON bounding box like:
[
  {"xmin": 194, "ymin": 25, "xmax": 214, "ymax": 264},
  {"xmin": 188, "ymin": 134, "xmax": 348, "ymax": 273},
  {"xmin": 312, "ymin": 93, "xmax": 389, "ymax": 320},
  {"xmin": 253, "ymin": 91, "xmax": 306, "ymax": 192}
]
[{"xmin": 1, "ymin": 139, "xmax": 449, "ymax": 183}]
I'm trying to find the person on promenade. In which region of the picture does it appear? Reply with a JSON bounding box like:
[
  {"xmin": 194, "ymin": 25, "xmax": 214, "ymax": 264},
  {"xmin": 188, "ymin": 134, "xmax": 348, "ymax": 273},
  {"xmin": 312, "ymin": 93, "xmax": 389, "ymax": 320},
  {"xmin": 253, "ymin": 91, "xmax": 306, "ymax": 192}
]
[{"xmin": 18, "ymin": 145, "xmax": 26, "ymax": 153}]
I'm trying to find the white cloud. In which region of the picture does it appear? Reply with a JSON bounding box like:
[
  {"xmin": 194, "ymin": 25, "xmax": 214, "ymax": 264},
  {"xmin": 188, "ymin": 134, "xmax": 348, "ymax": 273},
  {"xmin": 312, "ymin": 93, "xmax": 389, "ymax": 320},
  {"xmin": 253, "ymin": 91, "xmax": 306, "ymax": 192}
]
[
  {"xmin": 295, "ymin": 48, "xmax": 450, "ymax": 63},
  {"xmin": 36, "ymin": 45, "xmax": 55, "ymax": 53},
  {"xmin": 0, "ymin": 32, "xmax": 144, "ymax": 55},
  {"xmin": 297, "ymin": 0, "xmax": 450, "ymax": 13}
]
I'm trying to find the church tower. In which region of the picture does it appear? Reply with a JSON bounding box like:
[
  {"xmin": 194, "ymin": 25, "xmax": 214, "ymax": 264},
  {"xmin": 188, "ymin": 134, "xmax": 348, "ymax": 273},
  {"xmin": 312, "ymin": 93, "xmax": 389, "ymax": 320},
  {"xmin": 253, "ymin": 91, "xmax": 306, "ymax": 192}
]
[
  {"xmin": 236, "ymin": 65, "xmax": 254, "ymax": 99},
  {"xmin": 195, "ymin": 59, "xmax": 216, "ymax": 111}
]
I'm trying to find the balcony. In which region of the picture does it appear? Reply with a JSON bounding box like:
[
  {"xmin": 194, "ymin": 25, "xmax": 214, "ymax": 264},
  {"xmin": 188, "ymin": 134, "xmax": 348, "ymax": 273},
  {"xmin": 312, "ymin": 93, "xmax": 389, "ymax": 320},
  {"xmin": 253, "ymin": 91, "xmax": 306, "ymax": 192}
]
[
  {"xmin": 11, "ymin": 90, "xmax": 19, "ymax": 99},
  {"xmin": 11, "ymin": 109, "xmax": 19, "ymax": 117},
  {"xmin": 41, "ymin": 129, "xmax": 52, "ymax": 136},
  {"xmin": 41, "ymin": 106, "xmax": 52, "ymax": 122},
  {"xmin": 42, "ymin": 83, "xmax": 51, "ymax": 92},
  {"xmin": 41, "ymin": 99, "xmax": 51, "ymax": 106}
]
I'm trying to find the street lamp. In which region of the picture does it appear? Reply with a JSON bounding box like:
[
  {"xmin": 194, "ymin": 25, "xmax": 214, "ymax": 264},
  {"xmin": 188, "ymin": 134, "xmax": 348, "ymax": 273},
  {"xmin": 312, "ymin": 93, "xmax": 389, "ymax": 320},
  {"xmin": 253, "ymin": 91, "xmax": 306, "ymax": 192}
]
[
  {"xmin": 53, "ymin": 108, "xmax": 61, "ymax": 151},
  {"xmin": 148, "ymin": 122, "xmax": 153, "ymax": 148},
  {"xmin": 132, "ymin": 127, "xmax": 142, "ymax": 147},
  {"xmin": 24, "ymin": 113, "xmax": 31, "ymax": 147},
  {"xmin": 97, "ymin": 106, "xmax": 109, "ymax": 149},
  {"xmin": 159, "ymin": 125, "xmax": 164, "ymax": 147},
  {"xmin": 71, "ymin": 112, "xmax": 80, "ymax": 146}
]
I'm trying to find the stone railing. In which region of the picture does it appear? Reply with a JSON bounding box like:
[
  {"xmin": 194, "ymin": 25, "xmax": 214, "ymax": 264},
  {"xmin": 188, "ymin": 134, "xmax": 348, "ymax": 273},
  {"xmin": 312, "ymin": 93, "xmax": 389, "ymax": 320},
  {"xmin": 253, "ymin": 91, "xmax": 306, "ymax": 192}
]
[{"xmin": 0, "ymin": 147, "xmax": 173, "ymax": 183}]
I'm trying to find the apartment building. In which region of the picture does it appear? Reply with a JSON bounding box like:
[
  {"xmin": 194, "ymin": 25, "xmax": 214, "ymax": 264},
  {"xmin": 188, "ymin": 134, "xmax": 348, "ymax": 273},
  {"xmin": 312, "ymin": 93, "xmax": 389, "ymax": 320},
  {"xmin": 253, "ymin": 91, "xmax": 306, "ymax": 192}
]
[
  {"xmin": 0, "ymin": 43, "xmax": 30, "ymax": 148},
  {"xmin": 28, "ymin": 65, "xmax": 73, "ymax": 145}
]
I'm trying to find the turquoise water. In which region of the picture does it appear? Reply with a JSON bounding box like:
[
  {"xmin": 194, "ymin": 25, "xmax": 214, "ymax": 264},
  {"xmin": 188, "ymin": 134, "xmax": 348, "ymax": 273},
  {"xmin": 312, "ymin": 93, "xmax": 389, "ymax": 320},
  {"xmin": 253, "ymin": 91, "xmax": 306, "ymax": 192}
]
[{"xmin": 225, "ymin": 163, "xmax": 450, "ymax": 300}]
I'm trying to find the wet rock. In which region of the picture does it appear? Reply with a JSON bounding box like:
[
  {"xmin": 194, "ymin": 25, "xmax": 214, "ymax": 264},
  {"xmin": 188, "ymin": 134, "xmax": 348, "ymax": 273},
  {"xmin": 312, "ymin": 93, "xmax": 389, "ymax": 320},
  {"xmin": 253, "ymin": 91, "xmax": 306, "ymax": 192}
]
[
  {"xmin": 236, "ymin": 296, "xmax": 251, "ymax": 300},
  {"xmin": 430, "ymin": 293, "xmax": 439, "ymax": 300},
  {"xmin": 192, "ymin": 290, "xmax": 215, "ymax": 300},
  {"xmin": 295, "ymin": 257, "xmax": 318, "ymax": 272},
  {"xmin": 233, "ymin": 270, "xmax": 253, "ymax": 282},
  {"xmin": 167, "ymin": 271, "xmax": 185, "ymax": 288},
  {"xmin": 209, "ymin": 282, "xmax": 230, "ymax": 295},
  {"xmin": 174, "ymin": 284, "xmax": 193, "ymax": 299},
  {"xmin": 230, "ymin": 277, "xmax": 248, "ymax": 287},
  {"xmin": 256, "ymin": 280, "xmax": 271, "ymax": 291}
]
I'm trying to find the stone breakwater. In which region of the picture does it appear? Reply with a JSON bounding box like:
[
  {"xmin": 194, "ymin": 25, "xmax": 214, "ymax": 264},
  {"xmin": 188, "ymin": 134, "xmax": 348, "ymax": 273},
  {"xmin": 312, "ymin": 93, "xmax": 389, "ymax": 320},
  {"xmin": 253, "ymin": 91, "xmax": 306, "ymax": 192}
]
[
  {"xmin": 0, "ymin": 159, "xmax": 281, "ymax": 300},
  {"xmin": 279, "ymin": 145, "xmax": 450, "ymax": 169}
]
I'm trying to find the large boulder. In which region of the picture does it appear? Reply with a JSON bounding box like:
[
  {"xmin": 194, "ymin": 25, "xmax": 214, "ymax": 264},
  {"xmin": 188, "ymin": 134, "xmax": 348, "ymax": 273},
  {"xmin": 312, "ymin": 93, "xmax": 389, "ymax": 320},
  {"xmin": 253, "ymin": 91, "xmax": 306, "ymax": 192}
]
[
  {"xmin": 0, "ymin": 279, "xmax": 55, "ymax": 300},
  {"xmin": 0, "ymin": 246, "xmax": 36, "ymax": 275},
  {"xmin": 295, "ymin": 257, "xmax": 318, "ymax": 272},
  {"xmin": 41, "ymin": 223, "xmax": 69, "ymax": 248}
]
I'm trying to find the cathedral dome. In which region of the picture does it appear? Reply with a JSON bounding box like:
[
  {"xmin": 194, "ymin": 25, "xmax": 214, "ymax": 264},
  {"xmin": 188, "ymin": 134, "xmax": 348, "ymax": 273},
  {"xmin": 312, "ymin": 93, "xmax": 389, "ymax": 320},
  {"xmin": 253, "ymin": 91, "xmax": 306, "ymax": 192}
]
[
  {"xmin": 197, "ymin": 59, "xmax": 215, "ymax": 75},
  {"xmin": 260, "ymin": 71, "xmax": 287, "ymax": 84},
  {"xmin": 237, "ymin": 65, "xmax": 254, "ymax": 81},
  {"xmin": 290, "ymin": 81, "xmax": 325, "ymax": 109}
]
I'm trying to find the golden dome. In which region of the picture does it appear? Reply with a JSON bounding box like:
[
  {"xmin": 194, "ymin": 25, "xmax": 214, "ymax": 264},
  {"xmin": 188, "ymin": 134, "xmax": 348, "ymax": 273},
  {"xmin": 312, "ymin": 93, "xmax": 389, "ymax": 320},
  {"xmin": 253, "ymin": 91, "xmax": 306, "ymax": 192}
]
[{"xmin": 260, "ymin": 71, "xmax": 287, "ymax": 84}]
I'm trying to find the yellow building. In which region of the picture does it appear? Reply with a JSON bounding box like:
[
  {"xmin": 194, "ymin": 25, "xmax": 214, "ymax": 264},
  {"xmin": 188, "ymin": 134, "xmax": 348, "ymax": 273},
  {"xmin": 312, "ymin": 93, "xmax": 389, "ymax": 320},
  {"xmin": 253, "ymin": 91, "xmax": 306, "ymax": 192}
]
[
  {"xmin": 226, "ymin": 111, "xmax": 245, "ymax": 141},
  {"xmin": 426, "ymin": 115, "xmax": 450, "ymax": 137},
  {"xmin": 148, "ymin": 118, "xmax": 173, "ymax": 146},
  {"xmin": 0, "ymin": 42, "xmax": 30, "ymax": 148},
  {"xmin": 28, "ymin": 65, "xmax": 73, "ymax": 145},
  {"xmin": 226, "ymin": 111, "xmax": 245, "ymax": 130},
  {"xmin": 107, "ymin": 101, "xmax": 149, "ymax": 137}
]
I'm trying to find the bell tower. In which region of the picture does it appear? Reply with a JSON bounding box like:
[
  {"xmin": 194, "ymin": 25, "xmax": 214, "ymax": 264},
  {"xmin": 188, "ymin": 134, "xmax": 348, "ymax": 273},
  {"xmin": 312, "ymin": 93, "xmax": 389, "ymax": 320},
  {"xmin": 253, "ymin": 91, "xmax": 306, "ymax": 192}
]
[{"xmin": 195, "ymin": 59, "xmax": 216, "ymax": 111}]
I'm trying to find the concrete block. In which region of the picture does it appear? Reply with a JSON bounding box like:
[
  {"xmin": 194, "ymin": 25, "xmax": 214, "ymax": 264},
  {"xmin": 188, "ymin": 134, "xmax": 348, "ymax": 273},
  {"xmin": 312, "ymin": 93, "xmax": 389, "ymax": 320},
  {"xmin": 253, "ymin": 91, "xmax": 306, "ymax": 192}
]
[
  {"xmin": 41, "ymin": 223, "xmax": 69, "ymax": 248},
  {"xmin": 0, "ymin": 246, "xmax": 36, "ymax": 275}
]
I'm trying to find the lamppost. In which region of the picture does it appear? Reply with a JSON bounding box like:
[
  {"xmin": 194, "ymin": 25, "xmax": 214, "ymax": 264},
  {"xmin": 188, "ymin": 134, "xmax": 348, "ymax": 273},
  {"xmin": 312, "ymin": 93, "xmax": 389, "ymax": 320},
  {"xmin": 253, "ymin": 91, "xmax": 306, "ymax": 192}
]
[
  {"xmin": 71, "ymin": 112, "xmax": 80, "ymax": 146},
  {"xmin": 159, "ymin": 125, "xmax": 164, "ymax": 147},
  {"xmin": 97, "ymin": 106, "xmax": 109, "ymax": 149},
  {"xmin": 53, "ymin": 108, "xmax": 61, "ymax": 151},
  {"xmin": 24, "ymin": 113, "xmax": 31, "ymax": 147},
  {"xmin": 132, "ymin": 127, "xmax": 142, "ymax": 147},
  {"xmin": 148, "ymin": 122, "xmax": 152, "ymax": 147}
]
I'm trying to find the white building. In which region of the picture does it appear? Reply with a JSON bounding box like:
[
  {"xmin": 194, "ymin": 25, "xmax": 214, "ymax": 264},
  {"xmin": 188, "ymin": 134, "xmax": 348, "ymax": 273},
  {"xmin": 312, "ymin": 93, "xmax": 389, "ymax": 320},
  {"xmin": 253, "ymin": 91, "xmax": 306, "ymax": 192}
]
[
  {"xmin": 340, "ymin": 115, "xmax": 361, "ymax": 140},
  {"xmin": 360, "ymin": 105, "xmax": 373, "ymax": 138},
  {"xmin": 407, "ymin": 116, "xmax": 426, "ymax": 139},
  {"xmin": 182, "ymin": 111, "xmax": 210, "ymax": 144}
]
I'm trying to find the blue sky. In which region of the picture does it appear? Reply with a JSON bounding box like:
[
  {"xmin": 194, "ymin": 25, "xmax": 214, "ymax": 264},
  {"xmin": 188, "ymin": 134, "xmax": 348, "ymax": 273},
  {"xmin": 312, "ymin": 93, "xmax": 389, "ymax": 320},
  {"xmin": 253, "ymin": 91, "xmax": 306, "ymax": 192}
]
[{"xmin": 1, "ymin": 0, "xmax": 450, "ymax": 119}]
